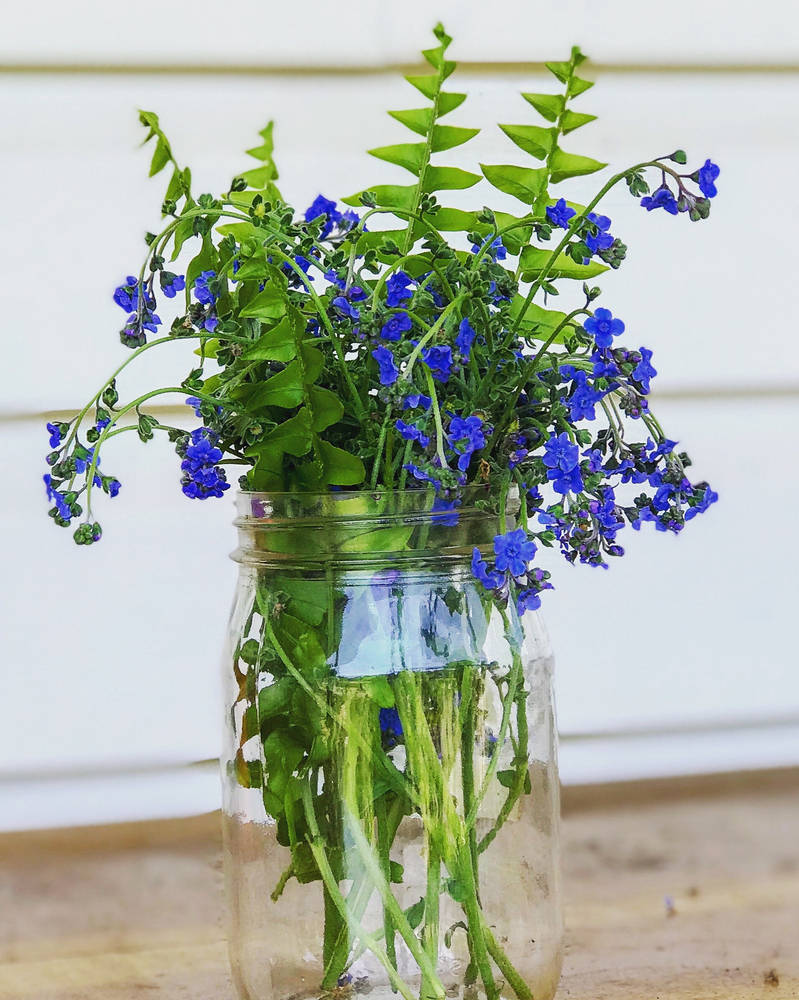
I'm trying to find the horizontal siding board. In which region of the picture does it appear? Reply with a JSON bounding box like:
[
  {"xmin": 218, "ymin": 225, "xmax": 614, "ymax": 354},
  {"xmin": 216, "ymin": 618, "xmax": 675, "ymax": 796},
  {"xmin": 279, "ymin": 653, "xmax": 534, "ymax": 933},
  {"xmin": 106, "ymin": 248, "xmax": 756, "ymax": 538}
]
[
  {"xmin": 2, "ymin": 2, "xmax": 799, "ymax": 65},
  {"xmin": 2, "ymin": 398, "xmax": 797, "ymax": 782},
  {"xmin": 1, "ymin": 71, "xmax": 797, "ymax": 413}
]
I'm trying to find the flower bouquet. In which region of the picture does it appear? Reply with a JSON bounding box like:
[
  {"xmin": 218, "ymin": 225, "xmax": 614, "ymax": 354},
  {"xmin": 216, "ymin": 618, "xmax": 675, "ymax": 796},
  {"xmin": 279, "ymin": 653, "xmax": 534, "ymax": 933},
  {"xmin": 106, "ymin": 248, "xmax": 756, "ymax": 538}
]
[{"xmin": 43, "ymin": 25, "xmax": 719, "ymax": 1000}]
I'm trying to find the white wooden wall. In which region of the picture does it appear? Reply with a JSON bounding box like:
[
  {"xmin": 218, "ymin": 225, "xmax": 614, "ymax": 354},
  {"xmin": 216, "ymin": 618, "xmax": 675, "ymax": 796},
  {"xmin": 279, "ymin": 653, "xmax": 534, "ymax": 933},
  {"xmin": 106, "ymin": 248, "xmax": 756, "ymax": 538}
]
[{"xmin": 2, "ymin": 1, "xmax": 798, "ymax": 828}]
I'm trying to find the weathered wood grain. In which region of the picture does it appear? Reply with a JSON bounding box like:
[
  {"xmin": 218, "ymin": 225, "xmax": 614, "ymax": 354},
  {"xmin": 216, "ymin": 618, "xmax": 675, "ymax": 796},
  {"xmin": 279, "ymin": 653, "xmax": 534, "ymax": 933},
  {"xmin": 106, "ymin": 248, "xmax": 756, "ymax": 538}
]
[{"xmin": 1, "ymin": 774, "xmax": 798, "ymax": 999}]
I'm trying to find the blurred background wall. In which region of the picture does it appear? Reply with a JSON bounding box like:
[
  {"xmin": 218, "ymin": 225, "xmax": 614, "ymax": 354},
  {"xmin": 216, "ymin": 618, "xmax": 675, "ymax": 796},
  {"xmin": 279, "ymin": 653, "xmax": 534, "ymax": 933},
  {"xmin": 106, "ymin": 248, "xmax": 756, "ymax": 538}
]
[{"xmin": 1, "ymin": 1, "xmax": 798, "ymax": 829}]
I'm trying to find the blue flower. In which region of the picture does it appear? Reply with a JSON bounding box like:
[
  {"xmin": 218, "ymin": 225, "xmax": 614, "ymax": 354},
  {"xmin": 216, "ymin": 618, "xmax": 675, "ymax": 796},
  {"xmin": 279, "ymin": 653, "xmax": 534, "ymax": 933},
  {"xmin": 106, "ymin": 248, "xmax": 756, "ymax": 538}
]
[
  {"xmin": 46, "ymin": 422, "xmax": 65, "ymax": 449},
  {"xmin": 185, "ymin": 396, "xmax": 203, "ymax": 418},
  {"xmin": 431, "ymin": 496, "xmax": 460, "ymax": 526},
  {"xmin": 508, "ymin": 433, "xmax": 528, "ymax": 470},
  {"xmin": 403, "ymin": 393, "xmax": 431, "ymax": 411},
  {"xmin": 447, "ymin": 414, "xmax": 486, "ymax": 472},
  {"xmin": 584, "ymin": 213, "xmax": 614, "ymax": 254},
  {"xmin": 632, "ymin": 347, "xmax": 657, "ymax": 393},
  {"xmin": 73, "ymin": 446, "xmax": 97, "ymax": 475},
  {"xmin": 381, "ymin": 311, "xmax": 412, "ymax": 341},
  {"xmin": 385, "ymin": 271, "xmax": 414, "ymax": 308},
  {"xmin": 547, "ymin": 464, "xmax": 584, "ymax": 495},
  {"xmin": 113, "ymin": 276, "xmax": 155, "ymax": 313},
  {"xmin": 696, "ymin": 159, "xmax": 720, "ymax": 199},
  {"xmin": 332, "ymin": 295, "xmax": 360, "ymax": 320},
  {"xmin": 546, "ymin": 198, "xmax": 576, "ymax": 229},
  {"xmin": 395, "ymin": 419, "xmax": 430, "ymax": 448},
  {"xmin": 471, "ymin": 548, "xmax": 504, "ymax": 590},
  {"xmin": 180, "ymin": 427, "xmax": 230, "ymax": 500},
  {"xmin": 43, "ymin": 474, "xmax": 74, "ymax": 522},
  {"xmin": 202, "ymin": 312, "xmax": 218, "ymax": 332},
  {"xmin": 113, "ymin": 275, "xmax": 139, "ymax": 312},
  {"xmin": 404, "ymin": 463, "xmax": 441, "ymax": 488},
  {"xmin": 641, "ymin": 187, "xmax": 679, "ymax": 215},
  {"xmin": 567, "ymin": 371, "xmax": 603, "ymax": 422},
  {"xmin": 470, "ymin": 236, "xmax": 507, "ymax": 260},
  {"xmin": 584, "ymin": 308, "xmax": 625, "ymax": 349},
  {"xmin": 160, "ymin": 272, "xmax": 186, "ymax": 298},
  {"xmin": 494, "ymin": 528, "xmax": 537, "ymax": 579},
  {"xmin": 379, "ymin": 707, "xmax": 403, "ymax": 749},
  {"xmin": 372, "ymin": 346, "xmax": 399, "ymax": 386},
  {"xmin": 304, "ymin": 195, "xmax": 341, "ymax": 238},
  {"xmin": 685, "ymin": 484, "xmax": 719, "ymax": 520},
  {"xmin": 542, "ymin": 431, "xmax": 579, "ymax": 473},
  {"xmin": 193, "ymin": 270, "xmax": 218, "ymax": 305},
  {"xmin": 455, "ymin": 317, "xmax": 476, "ymax": 360},
  {"xmin": 516, "ymin": 589, "xmax": 541, "ymax": 615},
  {"xmin": 421, "ymin": 345, "xmax": 453, "ymax": 383}
]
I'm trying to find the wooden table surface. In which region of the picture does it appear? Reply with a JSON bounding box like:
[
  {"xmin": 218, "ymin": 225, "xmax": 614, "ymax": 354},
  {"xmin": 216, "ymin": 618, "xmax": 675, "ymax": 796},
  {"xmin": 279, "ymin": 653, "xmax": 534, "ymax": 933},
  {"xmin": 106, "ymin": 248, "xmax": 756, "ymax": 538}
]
[{"xmin": 1, "ymin": 770, "xmax": 798, "ymax": 1000}]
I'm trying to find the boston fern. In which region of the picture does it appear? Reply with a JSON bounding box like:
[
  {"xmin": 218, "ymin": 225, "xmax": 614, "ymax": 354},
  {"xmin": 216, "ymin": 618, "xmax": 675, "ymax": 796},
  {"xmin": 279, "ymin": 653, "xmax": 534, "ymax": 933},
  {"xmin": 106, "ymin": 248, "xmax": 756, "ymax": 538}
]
[{"xmin": 44, "ymin": 25, "xmax": 718, "ymax": 567}]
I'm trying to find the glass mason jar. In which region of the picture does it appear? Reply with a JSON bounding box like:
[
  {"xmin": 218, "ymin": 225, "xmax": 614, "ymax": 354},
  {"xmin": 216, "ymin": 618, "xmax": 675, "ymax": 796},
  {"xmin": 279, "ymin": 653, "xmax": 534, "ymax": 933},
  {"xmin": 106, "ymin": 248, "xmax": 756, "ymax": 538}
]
[{"xmin": 222, "ymin": 490, "xmax": 562, "ymax": 1000}]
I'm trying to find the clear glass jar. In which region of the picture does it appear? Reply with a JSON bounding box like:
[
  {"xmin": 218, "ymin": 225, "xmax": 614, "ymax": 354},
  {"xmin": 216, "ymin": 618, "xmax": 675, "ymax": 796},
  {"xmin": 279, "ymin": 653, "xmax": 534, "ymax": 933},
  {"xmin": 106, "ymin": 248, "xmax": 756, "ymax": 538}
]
[{"xmin": 222, "ymin": 490, "xmax": 562, "ymax": 1000}]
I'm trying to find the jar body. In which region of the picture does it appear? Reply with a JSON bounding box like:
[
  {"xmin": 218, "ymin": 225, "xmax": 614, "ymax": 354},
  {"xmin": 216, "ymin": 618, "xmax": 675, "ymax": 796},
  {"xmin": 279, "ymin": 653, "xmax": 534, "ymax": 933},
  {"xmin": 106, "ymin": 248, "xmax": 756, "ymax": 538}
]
[{"xmin": 222, "ymin": 492, "xmax": 562, "ymax": 1000}]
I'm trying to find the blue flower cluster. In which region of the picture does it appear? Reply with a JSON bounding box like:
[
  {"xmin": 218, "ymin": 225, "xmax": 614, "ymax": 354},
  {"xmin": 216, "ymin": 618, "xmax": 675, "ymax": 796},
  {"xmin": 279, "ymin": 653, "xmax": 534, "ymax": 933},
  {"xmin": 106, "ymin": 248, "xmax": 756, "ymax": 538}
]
[
  {"xmin": 180, "ymin": 427, "xmax": 230, "ymax": 500},
  {"xmin": 640, "ymin": 159, "xmax": 719, "ymax": 217},
  {"xmin": 447, "ymin": 414, "xmax": 487, "ymax": 472},
  {"xmin": 192, "ymin": 270, "xmax": 219, "ymax": 332},
  {"xmin": 472, "ymin": 529, "xmax": 552, "ymax": 617},
  {"xmin": 114, "ymin": 275, "xmax": 161, "ymax": 348},
  {"xmin": 304, "ymin": 195, "xmax": 360, "ymax": 240}
]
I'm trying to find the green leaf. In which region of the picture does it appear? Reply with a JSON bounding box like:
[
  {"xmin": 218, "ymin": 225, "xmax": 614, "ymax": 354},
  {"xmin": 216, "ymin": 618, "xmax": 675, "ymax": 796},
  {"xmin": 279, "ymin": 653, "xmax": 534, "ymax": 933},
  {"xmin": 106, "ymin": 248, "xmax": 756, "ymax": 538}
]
[
  {"xmin": 430, "ymin": 124, "xmax": 480, "ymax": 153},
  {"xmin": 254, "ymin": 408, "xmax": 314, "ymax": 456},
  {"xmin": 549, "ymin": 149, "xmax": 607, "ymax": 184},
  {"xmin": 519, "ymin": 246, "xmax": 609, "ymax": 281},
  {"xmin": 237, "ymin": 363, "xmax": 303, "ymax": 410},
  {"xmin": 362, "ymin": 676, "xmax": 395, "ymax": 708},
  {"xmin": 430, "ymin": 207, "xmax": 480, "ymax": 232},
  {"xmin": 389, "ymin": 861, "xmax": 404, "ymax": 883},
  {"xmin": 545, "ymin": 60, "xmax": 572, "ymax": 84},
  {"xmin": 368, "ymin": 142, "xmax": 427, "ymax": 176},
  {"xmin": 232, "ymin": 254, "xmax": 269, "ymax": 281},
  {"xmin": 240, "ymin": 317, "xmax": 298, "ymax": 363},
  {"xmin": 307, "ymin": 386, "xmax": 344, "ymax": 432},
  {"xmin": 149, "ymin": 137, "xmax": 171, "ymax": 177},
  {"xmin": 239, "ymin": 284, "xmax": 288, "ymax": 321},
  {"xmin": 521, "ymin": 92, "xmax": 564, "ymax": 122},
  {"xmin": 337, "ymin": 524, "xmax": 413, "ymax": 553},
  {"xmin": 510, "ymin": 300, "xmax": 576, "ymax": 342},
  {"xmin": 317, "ymin": 441, "xmax": 366, "ymax": 486},
  {"xmin": 405, "ymin": 899, "xmax": 425, "ymax": 929},
  {"xmin": 423, "ymin": 166, "xmax": 481, "ymax": 192},
  {"xmin": 569, "ymin": 76, "xmax": 595, "ymax": 97},
  {"xmin": 480, "ymin": 163, "xmax": 547, "ymax": 204},
  {"xmin": 560, "ymin": 110, "xmax": 597, "ymax": 134},
  {"xmin": 404, "ymin": 77, "xmax": 466, "ymax": 116},
  {"xmin": 278, "ymin": 579, "xmax": 328, "ymax": 627},
  {"xmin": 246, "ymin": 121, "xmax": 277, "ymax": 167},
  {"xmin": 237, "ymin": 164, "xmax": 278, "ymax": 189},
  {"xmin": 404, "ymin": 74, "xmax": 438, "ymax": 100},
  {"xmin": 247, "ymin": 444, "xmax": 284, "ymax": 492},
  {"xmin": 342, "ymin": 185, "xmax": 416, "ymax": 212},
  {"xmin": 498, "ymin": 124, "xmax": 555, "ymax": 160},
  {"xmin": 388, "ymin": 107, "xmax": 433, "ymax": 136}
]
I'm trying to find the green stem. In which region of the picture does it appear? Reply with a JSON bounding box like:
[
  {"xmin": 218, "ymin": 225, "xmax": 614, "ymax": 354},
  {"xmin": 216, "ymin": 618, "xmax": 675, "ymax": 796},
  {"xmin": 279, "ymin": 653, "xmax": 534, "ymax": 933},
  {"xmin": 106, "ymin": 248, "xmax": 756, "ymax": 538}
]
[
  {"xmin": 420, "ymin": 837, "xmax": 441, "ymax": 1000},
  {"xmin": 424, "ymin": 369, "xmax": 448, "ymax": 469},
  {"xmin": 341, "ymin": 807, "xmax": 446, "ymax": 999},
  {"xmin": 376, "ymin": 797, "xmax": 399, "ymax": 985},
  {"xmin": 484, "ymin": 926, "xmax": 533, "ymax": 1000},
  {"xmin": 300, "ymin": 783, "xmax": 417, "ymax": 1000}
]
